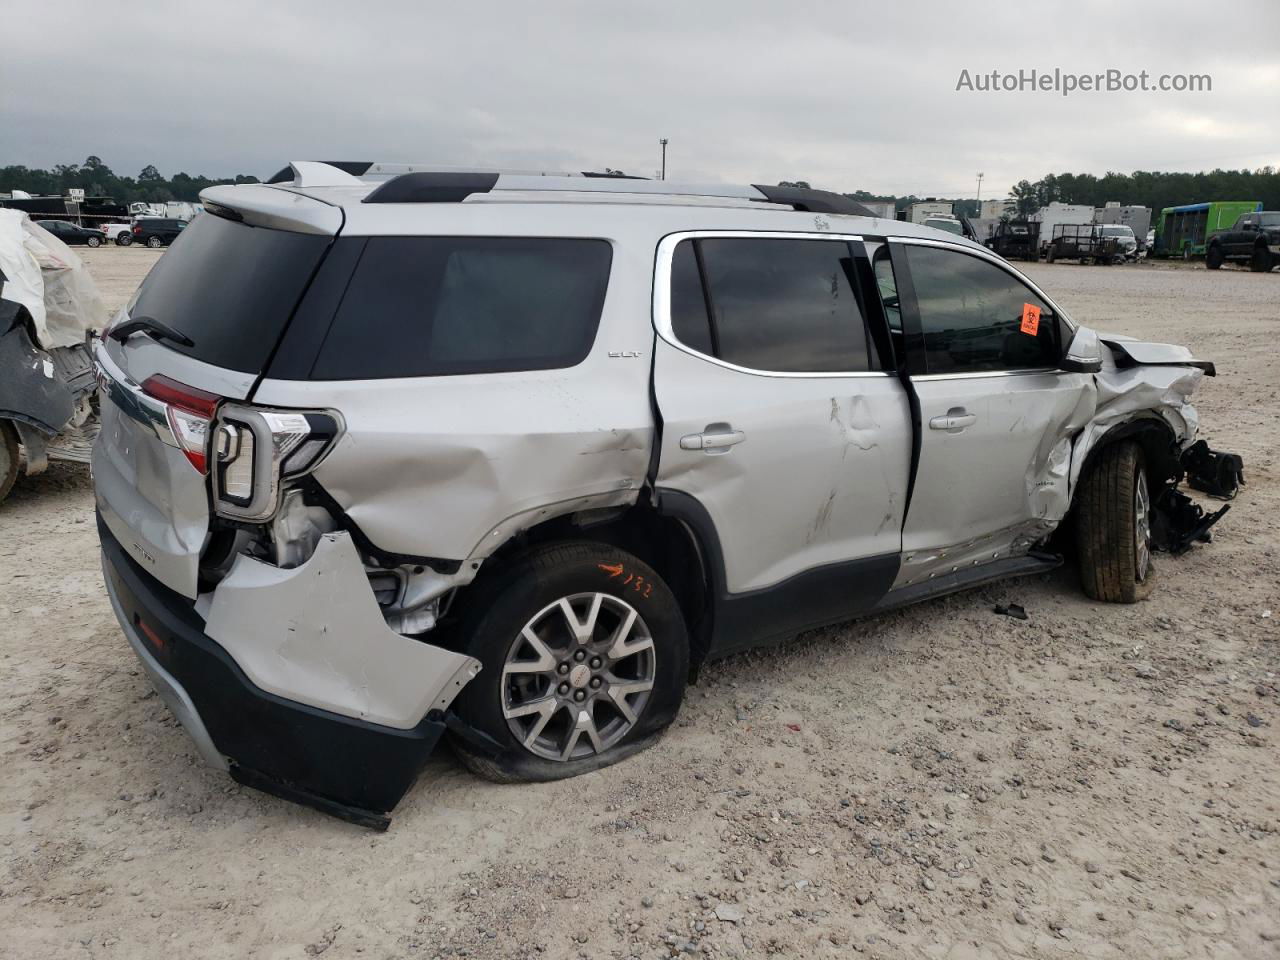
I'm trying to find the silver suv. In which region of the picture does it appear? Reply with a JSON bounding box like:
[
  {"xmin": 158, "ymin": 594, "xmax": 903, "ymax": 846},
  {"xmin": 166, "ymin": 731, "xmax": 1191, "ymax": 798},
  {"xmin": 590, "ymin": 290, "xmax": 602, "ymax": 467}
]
[{"xmin": 94, "ymin": 162, "xmax": 1239, "ymax": 827}]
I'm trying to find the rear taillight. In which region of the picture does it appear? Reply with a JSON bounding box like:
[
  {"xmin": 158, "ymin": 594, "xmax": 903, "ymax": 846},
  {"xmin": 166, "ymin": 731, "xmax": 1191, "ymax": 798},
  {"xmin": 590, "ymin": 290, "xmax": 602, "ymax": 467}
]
[
  {"xmin": 141, "ymin": 375, "xmax": 220, "ymax": 474},
  {"xmin": 210, "ymin": 405, "xmax": 342, "ymax": 522},
  {"xmin": 132, "ymin": 225, "xmax": 142, "ymax": 234}
]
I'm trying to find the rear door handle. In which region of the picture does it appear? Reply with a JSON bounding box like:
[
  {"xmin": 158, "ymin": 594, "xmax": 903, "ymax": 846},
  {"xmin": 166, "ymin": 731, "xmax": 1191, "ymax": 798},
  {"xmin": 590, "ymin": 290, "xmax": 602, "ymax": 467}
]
[
  {"xmin": 680, "ymin": 428, "xmax": 746, "ymax": 451},
  {"xmin": 928, "ymin": 408, "xmax": 977, "ymax": 431}
]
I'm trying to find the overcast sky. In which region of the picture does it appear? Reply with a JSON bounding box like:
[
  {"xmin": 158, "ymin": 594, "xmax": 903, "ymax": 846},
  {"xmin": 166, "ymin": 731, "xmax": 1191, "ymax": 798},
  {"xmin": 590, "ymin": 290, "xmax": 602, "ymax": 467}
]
[{"xmin": 4, "ymin": 1, "xmax": 1277, "ymax": 199}]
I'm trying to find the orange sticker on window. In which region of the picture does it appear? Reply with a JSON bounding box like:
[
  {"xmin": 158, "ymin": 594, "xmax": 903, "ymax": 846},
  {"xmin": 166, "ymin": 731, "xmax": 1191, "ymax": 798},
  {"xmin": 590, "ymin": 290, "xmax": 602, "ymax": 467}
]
[{"xmin": 1020, "ymin": 303, "xmax": 1041, "ymax": 336}]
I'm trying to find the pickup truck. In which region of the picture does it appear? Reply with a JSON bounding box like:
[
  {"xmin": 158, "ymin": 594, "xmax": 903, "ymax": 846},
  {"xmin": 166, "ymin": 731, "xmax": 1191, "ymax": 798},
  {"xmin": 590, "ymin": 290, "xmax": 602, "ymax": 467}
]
[
  {"xmin": 1205, "ymin": 211, "xmax": 1280, "ymax": 272},
  {"xmin": 100, "ymin": 222, "xmax": 134, "ymax": 246}
]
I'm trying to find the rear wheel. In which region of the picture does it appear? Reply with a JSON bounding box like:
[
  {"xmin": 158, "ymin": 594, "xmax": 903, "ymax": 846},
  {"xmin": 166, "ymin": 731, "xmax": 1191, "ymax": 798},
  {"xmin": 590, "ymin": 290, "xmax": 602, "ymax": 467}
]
[
  {"xmin": 1075, "ymin": 441, "xmax": 1155, "ymax": 603},
  {"xmin": 0, "ymin": 420, "xmax": 19, "ymax": 504},
  {"xmin": 1046, "ymin": 246, "xmax": 1057, "ymax": 263},
  {"xmin": 1251, "ymin": 245, "xmax": 1273, "ymax": 273},
  {"xmin": 1205, "ymin": 244, "xmax": 1223, "ymax": 270},
  {"xmin": 146, "ymin": 236, "xmax": 164, "ymax": 248},
  {"xmin": 449, "ymin": 541, "xmax": 688, "ymax": 782},
  {"xmin": 115, "ymin": 234, "xmax": 132, "ymax": 247}
]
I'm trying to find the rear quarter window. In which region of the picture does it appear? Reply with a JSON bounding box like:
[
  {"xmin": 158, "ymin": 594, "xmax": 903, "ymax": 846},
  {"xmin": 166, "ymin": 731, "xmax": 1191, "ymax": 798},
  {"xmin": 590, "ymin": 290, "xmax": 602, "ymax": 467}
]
[{"xmin": 310, "ymin": 237, "xmax": 612, "ymax": 380}]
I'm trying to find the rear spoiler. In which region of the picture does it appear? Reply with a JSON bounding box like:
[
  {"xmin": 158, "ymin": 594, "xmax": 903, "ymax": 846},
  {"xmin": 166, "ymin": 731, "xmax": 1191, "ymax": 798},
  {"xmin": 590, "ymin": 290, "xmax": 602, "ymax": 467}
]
[{"xmin": 198, "ymin": 184, "xmax": 343, "ymax": 236}]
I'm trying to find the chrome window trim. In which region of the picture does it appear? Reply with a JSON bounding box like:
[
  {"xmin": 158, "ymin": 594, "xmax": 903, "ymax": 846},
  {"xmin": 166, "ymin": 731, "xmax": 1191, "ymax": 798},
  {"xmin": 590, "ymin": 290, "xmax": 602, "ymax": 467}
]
[
  {"xmin": 652, "ymin": 230, "xmax": 893, "ymax": 381},
  {"xmin": 884, "ymin": 234, "xmax": 1077, "ymax": 334},
  {"xmin": 912, "ymin": 367, "xmax": 1062, "ymax": 382}
]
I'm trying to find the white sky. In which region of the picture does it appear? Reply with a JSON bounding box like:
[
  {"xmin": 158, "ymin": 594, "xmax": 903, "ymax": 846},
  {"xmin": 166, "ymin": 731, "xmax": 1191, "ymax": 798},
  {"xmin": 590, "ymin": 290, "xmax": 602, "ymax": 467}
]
[{"xmin": 3, "ymin": 0, "xmax": 1277, "ymax": 199}]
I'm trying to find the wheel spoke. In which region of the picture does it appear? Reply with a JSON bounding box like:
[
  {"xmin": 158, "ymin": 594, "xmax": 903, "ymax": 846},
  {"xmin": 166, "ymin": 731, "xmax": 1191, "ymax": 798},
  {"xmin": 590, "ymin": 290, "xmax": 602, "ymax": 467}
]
[
  {"xmin": 503, "ymin": 694, "xmax": 557, "ymax": 722},
  {"xmin": 503, "ymin": 626, "xmax": 556, "ymax": 675},
  {"xmin": 522, "ymin": 700, "xmax": 559, "ymax": 747},
  {"xmin": 559, "ymin": 594, "xmax": 604, "ymax": 645},
  {"xmin": 606, "ymin": 677, "xmax": 654, "ymax": 725},
  {"xmin": 606, "ymin": 608, "xmax": 653, "ymax": 662}
]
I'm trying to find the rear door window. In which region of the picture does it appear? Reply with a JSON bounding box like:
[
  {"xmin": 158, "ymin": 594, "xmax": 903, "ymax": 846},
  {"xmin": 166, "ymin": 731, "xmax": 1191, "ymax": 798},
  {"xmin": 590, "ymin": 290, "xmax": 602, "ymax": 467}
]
[
  {"xmin": 667, "ymin": 236, "xmax": 876, "ymax": 373},
  {"xmin": 311, "ymin": 237, "xmax": 612, "ymax": 380},
  {"xmin": 127, "ymin": 214, "xmax": 331, "ymax": 373}
]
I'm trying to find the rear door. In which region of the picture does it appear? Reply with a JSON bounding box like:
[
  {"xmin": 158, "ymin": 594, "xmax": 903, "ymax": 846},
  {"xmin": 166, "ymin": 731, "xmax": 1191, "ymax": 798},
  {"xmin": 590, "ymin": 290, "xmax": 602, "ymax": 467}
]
[
  {"xmin": 880, "ymin": 239, "xmax": 1093, "ymax": 586},
  {"xmin": 652, "ymin": 231, "xmax": 911, "ymax": 613},
  {"xmin": 93, "ymin": 210, "xmax": 334, "ymax": 597}
]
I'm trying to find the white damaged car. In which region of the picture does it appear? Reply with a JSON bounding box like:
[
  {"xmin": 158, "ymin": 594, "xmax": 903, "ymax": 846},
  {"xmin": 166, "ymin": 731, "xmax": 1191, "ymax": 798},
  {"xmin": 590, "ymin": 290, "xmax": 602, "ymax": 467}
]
[{"xmin": 93, "ymin": 163, "xmax": 1242, "ymax": 827}]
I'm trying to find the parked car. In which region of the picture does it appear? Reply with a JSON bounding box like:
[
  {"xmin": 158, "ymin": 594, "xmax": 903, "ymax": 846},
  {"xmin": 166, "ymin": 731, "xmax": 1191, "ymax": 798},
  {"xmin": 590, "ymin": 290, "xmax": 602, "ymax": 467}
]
[
  {"xmin": 1205, "ymin": 211, "xmax": 1280, "ymax": 272},
  {"xmin": 35, "ymin": 219, "xmax": 105, "ymax": 247},
  {"xmin": 100, "ymin": 222, "xmax": 134, "ymax": 246},
  {"xmin": 93, "ymin": 164, "xmax": 1241, "ymax": 828},
  {"xmin": 1098, "ymin": 224, "xmax": 1139, "ymax": 261},
  {"xmin": 130, "ymin": 217, "xmax": 186, "ymax": 247}
]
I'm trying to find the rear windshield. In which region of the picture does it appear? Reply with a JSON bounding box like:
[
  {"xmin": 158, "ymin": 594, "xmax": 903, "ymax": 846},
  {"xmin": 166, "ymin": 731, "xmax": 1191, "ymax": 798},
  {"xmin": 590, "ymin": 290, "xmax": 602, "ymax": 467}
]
[
  {"xmin": 310, "ymin": 237, "xmax": 612, "ymax": 380},
  {"xmin": 128, "ymin": 214, "xmax": 329, "ymax": 373}
]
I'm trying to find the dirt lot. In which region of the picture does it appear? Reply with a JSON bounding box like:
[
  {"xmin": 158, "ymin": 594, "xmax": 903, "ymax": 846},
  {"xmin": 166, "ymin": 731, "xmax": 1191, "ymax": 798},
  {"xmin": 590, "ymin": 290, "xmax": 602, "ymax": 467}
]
[{"xmin": 2, "ymin": 248, "xmax": 1277, "ymax": 960}]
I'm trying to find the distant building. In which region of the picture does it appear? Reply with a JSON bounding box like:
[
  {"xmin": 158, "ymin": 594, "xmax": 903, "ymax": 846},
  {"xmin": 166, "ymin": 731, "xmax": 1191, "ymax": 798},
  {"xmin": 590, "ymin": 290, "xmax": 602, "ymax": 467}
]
[{"xmin": 857, "ymin": 200, "xmax": 897, "ymax": 220}]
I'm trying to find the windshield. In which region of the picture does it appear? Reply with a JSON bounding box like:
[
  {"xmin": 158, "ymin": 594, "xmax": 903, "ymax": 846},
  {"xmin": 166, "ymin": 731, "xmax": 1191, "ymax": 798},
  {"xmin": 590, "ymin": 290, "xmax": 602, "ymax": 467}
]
[
  {"xmin": 1256, "ymin": 213, "xmax": 1280, "ymax": 226},
  {"xmin": 1101, "ymin": 226, "xmax": 1135, "ymax": 238}
]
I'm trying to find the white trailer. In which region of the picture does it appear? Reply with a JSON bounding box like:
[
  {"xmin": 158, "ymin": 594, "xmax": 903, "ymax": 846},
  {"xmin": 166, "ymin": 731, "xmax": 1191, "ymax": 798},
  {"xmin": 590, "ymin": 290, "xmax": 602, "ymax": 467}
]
[
  {"xmin": 1094, "ymin": 203, "xmax": 1152, "ymax": 249},
  {"xmin": 1031, "ymin": 203, "xmax": 1094, "ymax": 254},
  {"xmin": 906, "ymin": 200, "xmax": 954, "ymax": 224},
  {"xmin": 858, "ymin": 200, "xmax": 897, "ymax": 220}
]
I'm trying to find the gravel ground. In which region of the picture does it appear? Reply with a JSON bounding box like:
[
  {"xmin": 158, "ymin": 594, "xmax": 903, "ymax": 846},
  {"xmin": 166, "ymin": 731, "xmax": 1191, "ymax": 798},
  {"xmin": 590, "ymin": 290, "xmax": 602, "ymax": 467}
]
[{"xmin": 1, "ymin": 249, "xmax": 1277, "ymax": 959}]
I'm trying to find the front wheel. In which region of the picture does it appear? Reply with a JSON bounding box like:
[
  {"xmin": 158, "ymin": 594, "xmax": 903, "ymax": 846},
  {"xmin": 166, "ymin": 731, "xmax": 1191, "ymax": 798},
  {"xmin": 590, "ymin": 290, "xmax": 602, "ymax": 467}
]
[
  {"xmin": 1074, "ymin": 441, "xmax": 1155, "ymax": 603},
  {"xmin": 146, "ymin": 236, "xmax": 163, "ymax": 248},
  {"xmin": 86, "ymin": 235, "xmax": 101, "ymax": 247},
  {"xmin": 449, "ymin": 542, "xmax": 689, "ymax": 782},
  {"xmin": 1205, "ymin": 244, "xmax": 1223, "ymax": 270},
  {"xmin": 1251, "ymin": 246, "xmax": 1273, "ymax": 273}
]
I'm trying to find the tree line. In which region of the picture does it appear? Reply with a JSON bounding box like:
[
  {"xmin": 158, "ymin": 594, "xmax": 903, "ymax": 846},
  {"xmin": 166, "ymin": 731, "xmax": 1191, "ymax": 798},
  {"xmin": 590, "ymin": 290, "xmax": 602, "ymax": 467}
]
[
  {"xmin": 784, "ymin": 167, "xmax": 1280, "ymax": 219},
  {"xmin": 0, "ymin": 156, "xmax": 260, "ymax": 205}
]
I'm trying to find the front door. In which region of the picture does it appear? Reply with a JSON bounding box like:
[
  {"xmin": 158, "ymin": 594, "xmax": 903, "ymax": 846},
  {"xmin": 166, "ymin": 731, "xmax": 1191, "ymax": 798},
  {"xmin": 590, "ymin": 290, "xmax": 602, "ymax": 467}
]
[
  {"xmin": 879, "ymin": 240, "xmax": 1094, "ymax": 587},
  {"xmin": 652, "ymin": 231, "xmax": 912, "ymax": 647}
]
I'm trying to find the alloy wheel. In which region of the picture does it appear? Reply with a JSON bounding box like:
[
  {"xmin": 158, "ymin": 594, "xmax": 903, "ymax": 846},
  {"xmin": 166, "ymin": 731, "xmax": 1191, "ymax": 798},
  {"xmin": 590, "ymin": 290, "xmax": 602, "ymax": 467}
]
[
  {"xmin": 1134, "ymin": 469, "xmax": 1152, "ymax": 582},
  {"xmin": 502, "ymin": 592, "xmax": 656, "ymax": 762}
]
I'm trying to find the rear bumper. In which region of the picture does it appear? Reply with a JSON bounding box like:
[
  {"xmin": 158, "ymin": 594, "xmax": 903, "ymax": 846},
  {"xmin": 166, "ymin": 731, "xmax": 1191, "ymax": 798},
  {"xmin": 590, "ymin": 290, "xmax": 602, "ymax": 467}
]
[{"xmin": 99, "ymin": 515, "xmax": 447, "ymax": 829}]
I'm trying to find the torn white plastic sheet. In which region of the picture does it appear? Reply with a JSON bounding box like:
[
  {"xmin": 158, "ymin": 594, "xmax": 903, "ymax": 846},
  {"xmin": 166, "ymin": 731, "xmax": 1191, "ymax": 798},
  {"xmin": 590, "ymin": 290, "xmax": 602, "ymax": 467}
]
[
  {"xmin": 0, "ymin": 209, "xmax": 109, "ymax": 348},
  {"xmin": 204, "ymin": 530, "xmax": 481, "ymax": 729}
]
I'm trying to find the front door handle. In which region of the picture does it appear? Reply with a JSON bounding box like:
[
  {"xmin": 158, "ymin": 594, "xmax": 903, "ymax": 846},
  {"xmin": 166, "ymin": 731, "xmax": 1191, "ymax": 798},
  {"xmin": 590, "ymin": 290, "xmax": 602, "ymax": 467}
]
[
  {"xmin": 680, "ymin": 427, "xmax": 746, "ymax": 451},
  {"xmin": 928, "ymin": 408, "xmax": 977, "ymax": 432}
]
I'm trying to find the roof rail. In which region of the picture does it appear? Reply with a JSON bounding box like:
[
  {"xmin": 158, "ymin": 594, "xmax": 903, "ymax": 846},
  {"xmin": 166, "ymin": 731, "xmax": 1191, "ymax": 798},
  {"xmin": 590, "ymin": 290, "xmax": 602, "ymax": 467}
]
[{"xmin": 265, "ymin": 162, "xmax": 884, "ymax": 218}]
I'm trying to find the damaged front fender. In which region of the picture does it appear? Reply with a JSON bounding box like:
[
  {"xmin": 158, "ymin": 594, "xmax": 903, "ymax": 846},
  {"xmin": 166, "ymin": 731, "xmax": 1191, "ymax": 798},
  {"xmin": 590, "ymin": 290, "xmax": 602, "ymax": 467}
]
[{"xmin": 204, "ymin": 531, "xmax": 481, "ymax": 730}]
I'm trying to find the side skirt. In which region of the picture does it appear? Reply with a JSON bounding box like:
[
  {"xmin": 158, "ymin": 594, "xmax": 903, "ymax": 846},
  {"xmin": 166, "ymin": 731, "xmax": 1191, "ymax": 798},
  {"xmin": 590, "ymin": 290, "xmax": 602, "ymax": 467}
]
[{"xmin": 870, "ymin": 552, "xmax": 1062, "ymax": 615}]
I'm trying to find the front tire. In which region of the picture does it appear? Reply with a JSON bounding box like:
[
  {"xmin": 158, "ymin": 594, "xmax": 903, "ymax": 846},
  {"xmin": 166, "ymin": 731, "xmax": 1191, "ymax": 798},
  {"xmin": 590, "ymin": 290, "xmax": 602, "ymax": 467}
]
[
  {"xmin": 86, "ymin": 235, "xmax": 101, "ymax": 247},
  {"xmin": 449, "ymin": 541, "xmax": 689, "ymax": 782},
  {"xmin": 0, "ymin": 420, "xmax": 19, "ymax": 504},
  {"xmin": 1075, "ymin": 441, "xmax": 1155, "ymax": 603},
  {"xmin": 1251, "ymin": 246, "xmax": 1273, "ymax": 273},
  {"xmin": 1205, "ymin": 244, "xmax": 1223, "ymax": 270}
]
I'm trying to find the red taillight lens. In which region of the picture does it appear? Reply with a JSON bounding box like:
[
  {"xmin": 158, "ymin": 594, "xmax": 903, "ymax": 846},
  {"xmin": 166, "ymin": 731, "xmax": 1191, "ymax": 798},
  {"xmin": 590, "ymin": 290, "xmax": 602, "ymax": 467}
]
[
  {"xmin": 141, "ymin": 375, "xmax": 220, "ymax": 474},
  {"xmin": 133, "ymin": 225, "xmax": 142, "ymax": 234}
]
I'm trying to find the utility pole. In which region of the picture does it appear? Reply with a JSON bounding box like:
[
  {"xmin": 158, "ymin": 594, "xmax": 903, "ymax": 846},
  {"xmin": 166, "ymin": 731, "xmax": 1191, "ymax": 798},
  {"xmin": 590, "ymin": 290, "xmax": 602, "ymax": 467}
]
[
  {"xmin": 660, "ymin": 138, "xmax": 668, "ymax": 181},
  {"xmin": 976, "ymin": 172, "xmax": 984, "ymax": 212}
]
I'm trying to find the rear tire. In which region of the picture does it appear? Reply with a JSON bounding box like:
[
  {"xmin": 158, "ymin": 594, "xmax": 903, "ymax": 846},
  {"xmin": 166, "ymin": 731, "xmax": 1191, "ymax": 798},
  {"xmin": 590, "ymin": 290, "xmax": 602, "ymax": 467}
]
[
  {"xmin": 1074, "ymin": 441, "xmax": 1155, "ymax": 603},
  {"xmin": 0, "ymin": 420, "xmax": 19, "ymax": 504},
  {"xmin": 1251, "ymin": 246, "xmax": 1273, "ymax": 273},
  {"xmin": 146, "ymin": 236, "xmax": 164, "ymax": 248},
  {"xmin": 449, "ymin": 541, "xmax": 689, "ymax": 783},
  {"xmin": 1205, "ymin": 244, "xmax": 1223, "ymax": 270},
  {"xmin": 116, "ymin": 234, "xmax": 132, "ymax": 247},
  {"xmin": 1046, "ymin": 246, "xmax": 1057, "ymax": 264}
]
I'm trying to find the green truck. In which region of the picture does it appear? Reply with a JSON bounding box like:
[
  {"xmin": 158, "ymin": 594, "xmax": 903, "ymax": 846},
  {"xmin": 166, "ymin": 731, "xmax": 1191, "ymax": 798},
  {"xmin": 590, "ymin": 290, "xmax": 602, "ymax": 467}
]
[{"xmin": 1153, "ymin": 201, "xmax": 1262, "ymax": 259}]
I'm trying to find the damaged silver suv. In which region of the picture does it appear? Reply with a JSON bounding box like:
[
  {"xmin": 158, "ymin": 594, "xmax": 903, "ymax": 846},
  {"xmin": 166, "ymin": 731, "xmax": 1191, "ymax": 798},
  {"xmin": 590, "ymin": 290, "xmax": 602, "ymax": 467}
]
[{"xmin": 94, "ymin": 162, "xmax": 1241, "ymax": 827}]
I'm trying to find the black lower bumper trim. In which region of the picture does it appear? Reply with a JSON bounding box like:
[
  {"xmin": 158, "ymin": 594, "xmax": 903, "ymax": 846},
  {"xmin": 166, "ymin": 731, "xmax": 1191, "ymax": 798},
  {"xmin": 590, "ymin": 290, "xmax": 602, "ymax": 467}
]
[{"xmin": 99, "ymin": 513, "xmax": 446, "ymax": 825}]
